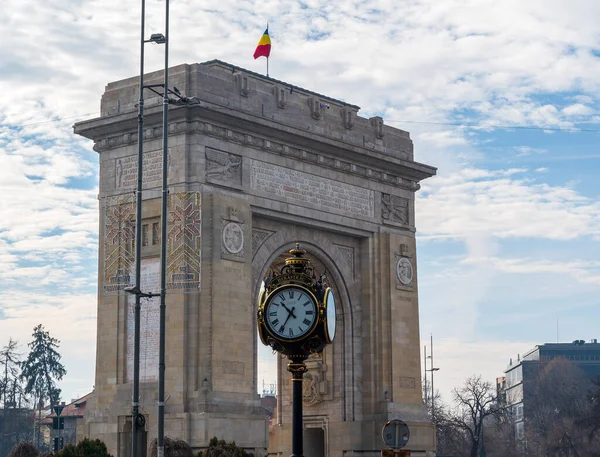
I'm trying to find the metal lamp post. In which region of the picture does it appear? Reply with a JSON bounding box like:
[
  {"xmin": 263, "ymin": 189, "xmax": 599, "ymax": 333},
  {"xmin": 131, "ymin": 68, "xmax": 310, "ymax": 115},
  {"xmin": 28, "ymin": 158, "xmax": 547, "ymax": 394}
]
[
  {"xmin": 426, "ymin": 334, "xmax": 440, "ymax": 448},
  {"xmin": 130, "ymin": 3, "xmax": 199, "ymax": 455},
  {"xmin": 157, "ymin": 2, "xmax": 170, "ymax": 457},
  {"xmin": 124, "ymin": 2, "xmax": 165, "ymax": 456}
]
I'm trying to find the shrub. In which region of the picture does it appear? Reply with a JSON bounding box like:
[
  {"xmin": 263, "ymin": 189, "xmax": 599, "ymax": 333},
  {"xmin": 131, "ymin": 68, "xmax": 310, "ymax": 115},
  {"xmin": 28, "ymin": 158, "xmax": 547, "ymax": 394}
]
[
  {"xmin": 55, "ymin": 444, "xmax": 77, "ymax": 457},
  {"xmin": 74, "ymin": 439, "xmax": 112, "ymax": 457},
  {"xmin": 55, "ymin": 439, "xmax": 112, "ymax": 457},
  {"xmin": 198, "ymin": 437, "xmax": 254, "ymax": 457},
  {"xmin": 7, "ymin": 442, "xmax": 39, "ymax": 457},
  {"xmin": 149, "ymin": 437, "xmax": 193, "ymax": 457}
]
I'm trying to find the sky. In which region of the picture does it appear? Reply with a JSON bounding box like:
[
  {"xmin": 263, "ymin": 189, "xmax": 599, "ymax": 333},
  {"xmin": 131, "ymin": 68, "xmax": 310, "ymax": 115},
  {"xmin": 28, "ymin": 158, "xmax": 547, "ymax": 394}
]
[{"xmin": 1, "ymin": 0, "xmax": 600, "ymax": 406}]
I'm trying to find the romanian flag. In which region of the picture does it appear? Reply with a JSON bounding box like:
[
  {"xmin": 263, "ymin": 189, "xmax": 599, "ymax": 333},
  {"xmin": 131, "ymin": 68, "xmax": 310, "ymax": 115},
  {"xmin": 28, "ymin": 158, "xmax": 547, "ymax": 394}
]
[{"xmin": 253, "ymin": 27, "xmax": 271, "ymax": 59}]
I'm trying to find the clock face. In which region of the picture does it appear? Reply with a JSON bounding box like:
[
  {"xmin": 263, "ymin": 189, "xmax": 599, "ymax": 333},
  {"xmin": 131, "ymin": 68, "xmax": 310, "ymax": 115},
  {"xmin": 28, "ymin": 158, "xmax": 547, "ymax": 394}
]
[
  {"xmin": 265, "ymin": 286, "xmax": 318, "ymax": 340},
  {"xmin": 324, "ymin": 288, "xmax": 336, "ymax": 342}
]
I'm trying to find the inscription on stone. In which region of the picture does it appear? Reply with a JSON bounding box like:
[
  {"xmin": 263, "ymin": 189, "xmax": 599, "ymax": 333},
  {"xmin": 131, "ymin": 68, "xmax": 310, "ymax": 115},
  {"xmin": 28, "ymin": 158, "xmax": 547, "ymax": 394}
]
[
  {"xmin": 222, "ymin": 361, "xmax": 244, "ymax": 375},
  {"xmin": 127, "ymin": 258, "xmax": 160, "ymax": 382},
  {"xmin": 250, "ymin": 161, "xmax": 374, "ymax": 218},
  {"xmin": 398, "ymin": 376, "xmax": 416, "ymax": 389},
  {"xmin": 116, "ymin": 149, "xmax": 170, "ymax": 189}
]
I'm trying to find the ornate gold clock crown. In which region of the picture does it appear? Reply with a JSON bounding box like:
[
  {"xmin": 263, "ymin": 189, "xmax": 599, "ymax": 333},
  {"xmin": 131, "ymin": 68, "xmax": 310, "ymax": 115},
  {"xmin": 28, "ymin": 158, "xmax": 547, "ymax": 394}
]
[{"xmin": 263, "ymin": 243, "xmax": 327, "ymax": 295}]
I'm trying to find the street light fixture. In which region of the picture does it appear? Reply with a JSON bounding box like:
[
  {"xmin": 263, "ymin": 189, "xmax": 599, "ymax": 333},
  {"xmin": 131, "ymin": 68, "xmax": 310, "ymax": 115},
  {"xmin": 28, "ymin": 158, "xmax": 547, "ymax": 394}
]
[
  {"xmin": 124, "ymin": 286, "xmax": 158, "ymax": 299},
  {"xmin": 147, "ymin": 33, "xmax": 166, "ymax": 44}
]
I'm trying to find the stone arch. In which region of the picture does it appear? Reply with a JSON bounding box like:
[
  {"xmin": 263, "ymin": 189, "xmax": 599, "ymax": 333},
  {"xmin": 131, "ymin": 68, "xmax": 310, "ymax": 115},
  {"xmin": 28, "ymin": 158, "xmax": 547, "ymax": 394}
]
[{"xmin": 252, "ymin": 227, "xmax": 362, "ymax": 423}]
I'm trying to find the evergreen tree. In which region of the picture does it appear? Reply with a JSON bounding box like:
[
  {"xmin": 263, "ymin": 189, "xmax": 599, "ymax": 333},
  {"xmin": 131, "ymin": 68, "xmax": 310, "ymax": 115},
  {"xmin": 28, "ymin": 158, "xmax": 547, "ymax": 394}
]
[{"xmin": 20, "ymin": 325, "xmax": 67, "ymax": 448}]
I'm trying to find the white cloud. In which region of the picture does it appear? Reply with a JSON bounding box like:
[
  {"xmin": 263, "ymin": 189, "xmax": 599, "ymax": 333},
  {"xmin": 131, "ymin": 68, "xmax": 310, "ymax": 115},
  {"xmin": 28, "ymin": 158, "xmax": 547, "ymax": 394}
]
[{"xmin": 418, "ymin": 168, "xmax": 600, "ymax": 241}]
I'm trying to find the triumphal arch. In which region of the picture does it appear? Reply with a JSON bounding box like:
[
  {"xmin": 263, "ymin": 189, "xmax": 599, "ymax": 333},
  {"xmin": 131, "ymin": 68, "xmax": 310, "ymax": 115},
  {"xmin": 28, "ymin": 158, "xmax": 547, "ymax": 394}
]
[{"xmin": 74, "ymin": 59, "xmax": 436, "ymax": 457}]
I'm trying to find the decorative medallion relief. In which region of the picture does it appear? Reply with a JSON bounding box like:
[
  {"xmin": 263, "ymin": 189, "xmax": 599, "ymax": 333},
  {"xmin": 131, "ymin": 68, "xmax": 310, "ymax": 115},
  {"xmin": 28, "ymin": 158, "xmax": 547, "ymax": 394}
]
[
  {"xmin": 205, "ymin": 149, "xmax": 242, "ymax": 188},
  {"xmin": 221, "ymin": 206, "xmax": 245, "ymax": 262},
  {"xmin": 394, "ymin": 243, "xmax": 414, "ymax": 290},
  {"xmin": 252, "ymin": 228, "xmax": 275, "ymax": 256},
  {"xmin": 382, "ymin": 193, "xmax": 409, "ymax": 226}
]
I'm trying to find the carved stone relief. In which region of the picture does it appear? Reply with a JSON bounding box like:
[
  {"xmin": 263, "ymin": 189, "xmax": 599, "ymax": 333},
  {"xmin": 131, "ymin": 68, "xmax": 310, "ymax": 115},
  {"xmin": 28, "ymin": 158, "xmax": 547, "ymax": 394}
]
[
  {"xmin": 370, "ymin": 116, "xmax": 385, "ymax": 139},
  {"xmin": 382, "ymin": 193, "xmax": 409, "ymax": 225},
  {"xmin": 206, "ymin": 149, "xmax": 242, "ymax": 188},
  {"xmin": 335, "ymin": 244, "xmax": 355, "ymax": 280},
  {"xmin": 221, "ymin": 207, "xmax": 245, "ymax": 261},
  {"xmin": 303, "ymin": 371, "xmax": 320, "ymax": 406},
  {"xmin": 221, "ymin": 221, "xmax": 244, "ymax": 258},
  {"xmin": 399, "ymin": 376, "xmax": 416, "ymax": 389},
  {"xmin": 222, "ymin": 361, "xmax": 244, "ymax": 375},
  {"xmin": 394, "ymin": 244, "xmax": 413, "ymax": 290},
  {"xmin": 275, "ymin": 85, "xmax": 287, "ymax": 109},
  {"xmin": 252, "ymin": 228, "xmax": 275, "ymax": 256}
]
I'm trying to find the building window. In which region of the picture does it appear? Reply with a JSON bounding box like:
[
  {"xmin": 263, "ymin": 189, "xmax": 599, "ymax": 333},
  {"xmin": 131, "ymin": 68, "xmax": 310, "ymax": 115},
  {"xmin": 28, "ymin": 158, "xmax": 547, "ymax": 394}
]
[
  {"xmin": 516, "ymin": 422, "xmax": 524, "ymax": 440},
  {"xmin": 152, "ymin": 222, "xmax": 160, "ymax": 245},
  {"xmin": 142, "ymin": 224, "xmax": 149, "ymax": 247}
]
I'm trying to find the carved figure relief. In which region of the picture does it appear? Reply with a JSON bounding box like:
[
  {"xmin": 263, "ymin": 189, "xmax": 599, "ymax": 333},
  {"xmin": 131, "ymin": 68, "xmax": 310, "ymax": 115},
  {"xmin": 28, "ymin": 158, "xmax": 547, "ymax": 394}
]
[
  {"xmin": 206, "ymin": 149, "xmax": 242, "ymax": 186},
  {"xmin": 381, "ymin": 193, "xmax": 409, "ymax": 225},
  {"xmin": 303, "ymin": 371, "xmax": 320, "ymax": 406}
]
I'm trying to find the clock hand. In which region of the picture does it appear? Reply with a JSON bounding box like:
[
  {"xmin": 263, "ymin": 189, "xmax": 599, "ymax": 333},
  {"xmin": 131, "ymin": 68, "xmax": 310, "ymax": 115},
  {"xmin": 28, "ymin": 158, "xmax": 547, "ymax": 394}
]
[
  {"xmin": 281, "ymin": 303, "xmax": 297, "ymax": 319},
  {"xmin": 280, "ymin": 309, "xmax": 294, "ymax": 332}
]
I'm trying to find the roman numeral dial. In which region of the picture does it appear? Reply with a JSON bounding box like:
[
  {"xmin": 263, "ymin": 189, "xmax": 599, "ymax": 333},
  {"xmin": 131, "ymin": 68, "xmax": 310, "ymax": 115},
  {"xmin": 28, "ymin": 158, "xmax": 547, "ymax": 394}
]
[{"xmin": 264, "ymin": 286, "xmax": 317, "ymax": 340}]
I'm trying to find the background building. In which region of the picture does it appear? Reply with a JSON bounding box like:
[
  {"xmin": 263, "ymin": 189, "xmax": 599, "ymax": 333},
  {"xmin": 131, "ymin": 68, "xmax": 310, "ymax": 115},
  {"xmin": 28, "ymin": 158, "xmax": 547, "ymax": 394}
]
[{"xmin": 502, "ymin": 339, "xmax": 600, "ymax": 441}]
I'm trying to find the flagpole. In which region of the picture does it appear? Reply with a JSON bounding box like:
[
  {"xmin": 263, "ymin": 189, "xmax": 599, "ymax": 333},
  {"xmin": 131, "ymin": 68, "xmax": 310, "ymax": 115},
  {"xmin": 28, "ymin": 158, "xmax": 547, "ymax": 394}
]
[{"xmin": 267, "ymin": 57, "xmax": 269, "ymax": 78}]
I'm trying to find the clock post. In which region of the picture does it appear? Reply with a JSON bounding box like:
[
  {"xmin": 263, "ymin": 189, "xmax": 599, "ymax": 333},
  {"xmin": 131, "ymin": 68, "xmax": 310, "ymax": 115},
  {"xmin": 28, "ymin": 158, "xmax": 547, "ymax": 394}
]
[
  {"xmin": 257, "ymin": 244, "xmax": 337, "ymax": 457},
  {"xmin": 288, "ymin": 357, "xmax": 308, "ymax": 457}
]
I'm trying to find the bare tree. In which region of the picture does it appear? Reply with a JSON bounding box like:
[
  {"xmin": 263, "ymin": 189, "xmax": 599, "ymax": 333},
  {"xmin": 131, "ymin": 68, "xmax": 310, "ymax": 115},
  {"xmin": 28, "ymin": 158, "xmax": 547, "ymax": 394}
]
[
  {"xmin": 0, "ymin": 338, "xmax": 28, "ymax": 455},
  {"xmin": 525, "ymin": 357, "xmax": 596, "ymax": 457},
  {"xmin": 484, "ymin": 406, "xmax": 520, "ymax": 457},
  {"xmin": 451, "ymin": 375, "xmax": 497, "ymax": 457},
  {"xmin": 422, "ymin": 378, "xmax": 471, "ymax": 456}
]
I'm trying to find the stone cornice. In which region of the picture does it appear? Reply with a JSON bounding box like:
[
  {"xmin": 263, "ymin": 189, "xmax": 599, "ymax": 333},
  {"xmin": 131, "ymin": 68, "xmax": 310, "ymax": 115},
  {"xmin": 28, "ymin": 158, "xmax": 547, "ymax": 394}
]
[{"xmin": 75, "ymin": 105, "xmax": 435, "ymax": 191}]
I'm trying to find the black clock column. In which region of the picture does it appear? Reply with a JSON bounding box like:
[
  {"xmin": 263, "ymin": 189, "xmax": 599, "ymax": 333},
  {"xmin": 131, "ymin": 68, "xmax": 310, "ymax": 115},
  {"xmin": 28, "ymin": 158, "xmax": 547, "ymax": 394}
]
[{"xmin": 288, "ymin": 357, "xmax": 308, "ymax": 457}]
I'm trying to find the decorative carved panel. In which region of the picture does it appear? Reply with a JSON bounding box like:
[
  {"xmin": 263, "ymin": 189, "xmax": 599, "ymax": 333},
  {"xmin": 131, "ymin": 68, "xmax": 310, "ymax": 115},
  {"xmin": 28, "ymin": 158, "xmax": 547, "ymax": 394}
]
[
  {"xmin": 205, "ymin": 149, "xmax": 242, "ymax": 188},
  {"xmin": 382, "ymin": 193, "xmax": 409, "ymax": 225},
  {"xmin": 167, "ymin": 192, "xmax": 201, "ymax": 292},
  {"xmin": 252, "ymin": 228, "xmax": 275, "ymax": 255},
  {"xmin": 103, "ymin": 194, "xmax": 136, "ymax": 294}
]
